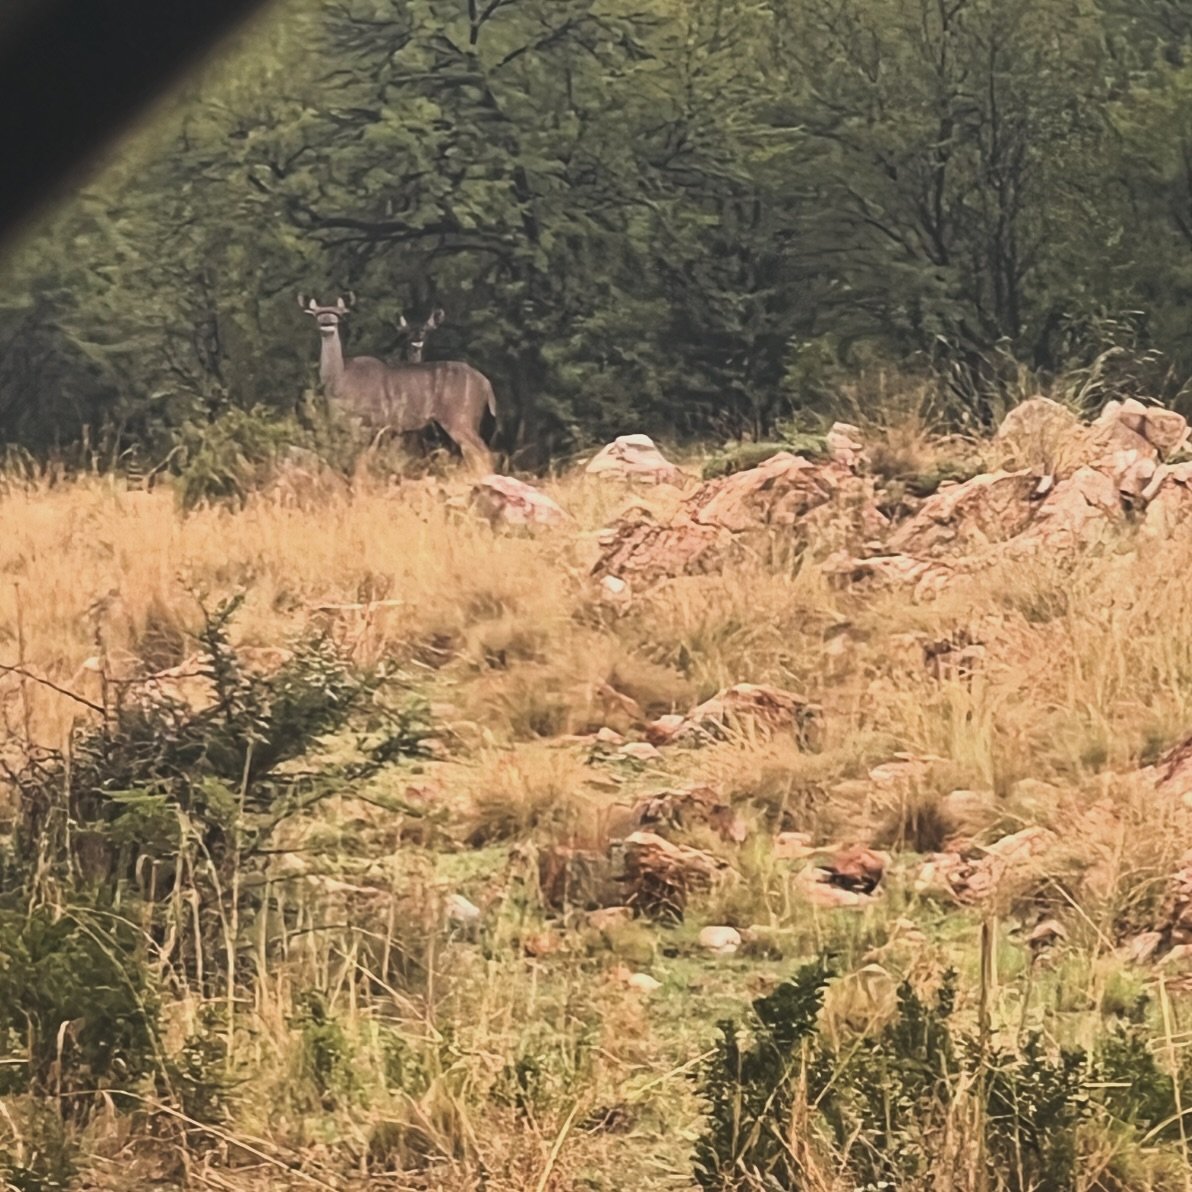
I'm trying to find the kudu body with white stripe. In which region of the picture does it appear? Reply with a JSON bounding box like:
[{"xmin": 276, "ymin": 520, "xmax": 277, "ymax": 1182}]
[{"xmin": 300, "ymin": 294, "xmax": 495, "ymax": 469}]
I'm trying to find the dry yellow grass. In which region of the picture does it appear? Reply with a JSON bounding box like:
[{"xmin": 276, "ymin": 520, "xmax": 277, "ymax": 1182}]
[{"xmin": 7, "ymin": 443, "xmax": 1192, "ymax": 1189}]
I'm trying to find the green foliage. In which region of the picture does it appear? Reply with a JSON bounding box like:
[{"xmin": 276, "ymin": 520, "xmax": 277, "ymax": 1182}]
[
  {"xmin": 701, "ymin": 435, "xmax": 829, "ymax": 480},
  {"xmin": 175, "ymin": 405, "xmax": 305, "ymax": 509},
  {"xmin": 0, "ymin": 906, "xmax": 158, "ymax": 1107},
  {"xmin": 12, "ymin": 0, "xmax": 1192, "ymax": 459},
  {"xmin": 0, "ymin": 1104, "xmax": 77, "ymax": 1192},
  {"xmin": 692, "ymin": 957, "xmax": 833, "ymax": 1189},
  {"xmin": 692, "ymin": 958, "xmax": 1192, "ymax": 1191},
  {"xmin": 293, "ymin": 991, "xmax": 354, "ymax": 1107},
  {"xmin": 823, "ymin": 975, "xmax": 960, "ymax": 1187},
  {"xmin": 3, "ymin": 597, "xmax": 430, "ymax": 992},
  {"xmin": 160, "ymin": 1005, "xmax": 234, "ymax": 1132}
]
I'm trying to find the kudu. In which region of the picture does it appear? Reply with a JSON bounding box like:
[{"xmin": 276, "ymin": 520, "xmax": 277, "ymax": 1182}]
[
  {"xmin": 394, "ymin": 307, "xmax": 445, "ymax": 363},
  {"xmin": 299, "ymin": 294, "xmax": 496, "ymax": 470}
]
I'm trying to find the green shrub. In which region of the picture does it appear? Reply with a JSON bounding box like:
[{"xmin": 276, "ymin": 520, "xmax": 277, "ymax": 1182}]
[
  {"xmin": 0, "ymin": 1104, "xmax": 77, "ymax": 1192},
  {"xmin": 159, "ymin": 1004, "xmax": 234, "ymax": 1133},
  {"xmin": 4, "ymin": 597, "xmax": 431, "ymax": 993},
  {"xmin": 692, "ymin": 958, "xmax": 833, "ymax": 1189},
  {"xmin": 0, "ymin": 906, "xmax": 158, "ymax": 1109},
  {"xmin": 691, "ymin": 957, "xmax": 1183, "ymax": 1191},
  {"xmin": 175, "ymin": 406, "xmax": 302, "ymax": 509}
]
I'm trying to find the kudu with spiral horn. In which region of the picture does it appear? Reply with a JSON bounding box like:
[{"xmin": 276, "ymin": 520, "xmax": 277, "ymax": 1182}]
[{"xmin": 299, "ymin": 293, "xmax": 496, "ymax": 470}]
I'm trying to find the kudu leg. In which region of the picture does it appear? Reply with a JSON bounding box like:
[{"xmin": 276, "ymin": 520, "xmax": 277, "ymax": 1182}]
[{"xmin": 446, "ymin": 424, "xmax": 495, "ymax": 475}]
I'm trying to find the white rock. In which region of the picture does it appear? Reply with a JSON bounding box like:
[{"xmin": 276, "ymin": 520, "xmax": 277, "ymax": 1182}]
[
  {"xmin": 585, "ymin": 434, "xmax": 681, "ymax": 484},
  {"xmin": 445, "ymin": 893, "xmax": 482, "ymax": 928},
  {"xmin": 826, "ymin": 422, "xmax": 866, "ymax": 468},
  {"xmin": 697, "ymin": 925, "xmax": 742, "ymax": 956},
  {"xmin": 626, "ymin": 972, "xmax": 663, "ymax": 993},
  {"xmin": 599, "ymin": 574, "xmax": 632, "ymax": 610}
]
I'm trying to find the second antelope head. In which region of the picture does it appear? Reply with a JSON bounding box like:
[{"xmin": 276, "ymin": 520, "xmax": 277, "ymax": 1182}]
[{"xmin": 395, "ymin": 308, "xmax": 446, "ymax": 363}]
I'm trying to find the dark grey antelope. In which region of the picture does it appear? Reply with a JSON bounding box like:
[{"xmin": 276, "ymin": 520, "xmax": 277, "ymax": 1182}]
[
  {"xmin": 299, "ymin": 294, "xmax": 496, "ymax": 470},
  {"xmin": 394, "ymin": 307, "xmax": 445, "ymax": 363}
]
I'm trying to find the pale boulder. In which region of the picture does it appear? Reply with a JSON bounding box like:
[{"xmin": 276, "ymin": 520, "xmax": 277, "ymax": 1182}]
[
  {"xmin": 887, "ymin": 470, "xmax": 1038, "ymax": 556},
  {"xmin": 470, "ymin": 475, "xmax": 567, "ymax": 527},
  {"xmin": 996, "ymin": 397, "xmax": 1079, "ymax": 467},
  {"xmin": 1098, "ymin": 397, "xmax": 1189, "ymax": 459},
  {"xmin": 826, "ymin": 421, "xmax": 866, "ymax": 468},
  {"xmin": 445, "ymin": 893, "xmax": 482, "ymax": 929},
  {"xmin": 598, "ymin": 574, "xmax": 633, "ymax": 612},
  {"xmin": 585, "ymin": 434, "xmax": 682, "ymax": 484},
  {"xmin": 697, "ymin": 925, "xmax": 742, "ymax": 956},
  {"xmin": 626, "ymin": 972, "xmax": 663, "ymax": 993}
]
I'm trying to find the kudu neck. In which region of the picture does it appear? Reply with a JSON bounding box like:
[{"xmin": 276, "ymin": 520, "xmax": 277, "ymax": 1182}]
[{"xmin": 319, "ymin": 327, "xmax": 346, "ymax": 390}]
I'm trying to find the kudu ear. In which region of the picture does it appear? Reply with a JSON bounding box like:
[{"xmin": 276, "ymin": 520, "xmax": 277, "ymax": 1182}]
[
  {"xmin": 338, "ymin": 291, "xmax": 356, "ymax": 312},
  {"xmin": 397, "ymin": 314, "xmax": 409, "ymax": 330},
  {"xmin": 427, "ymin": 308, "xmax": 446, "ymax": 329}
]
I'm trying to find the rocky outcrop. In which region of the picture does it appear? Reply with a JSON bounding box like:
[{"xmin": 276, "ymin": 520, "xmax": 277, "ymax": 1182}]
[
  {"xmin": 827, "ymin": 398, "xmax": 1189, "ymax": 597},
  {"xmin": 595, "ymin": 451, "xmax": 885, "ymax": 582},
  {"xmin": 887, "ymin": 471, "xmax": 1039, "ymax": 556}
]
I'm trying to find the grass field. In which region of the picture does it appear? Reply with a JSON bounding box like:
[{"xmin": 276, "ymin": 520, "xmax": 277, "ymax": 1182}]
[{"xmin": 4, "ymin": 410, "xmax": 1192, "ymax": 1190}]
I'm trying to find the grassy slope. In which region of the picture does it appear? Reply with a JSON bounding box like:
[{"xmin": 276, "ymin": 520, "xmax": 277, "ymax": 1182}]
[{"xmin": 4, "ymin": 418, "xmax": 1192, "ymax": 1189}]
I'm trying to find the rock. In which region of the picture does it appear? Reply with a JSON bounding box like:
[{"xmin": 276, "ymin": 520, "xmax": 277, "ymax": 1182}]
[
  {"xmin": 1142, "ymin": 463, "xmax": 1192, "ymax": 539},
  {"xmin": 887, "ymin": 470, "xmax": 1038, "ymax": 557},
  {"xmin": 690, "ymin": 453, "xmax": 873, "ymax": 533},
  {"xmin": 630, "ymin": 786, "xmax": 748, "ymax": 844},
  {"xmin": 1125, "ymin": 931, "xmax": 1164, "ymax": 965},
  {"xmin": 826, "ymin": 421, "xmax": 867, "ymax": 468},
  {"xmin": 470, "ymin": 474, "xmax": 567, "ymax": 527},
  {"xmin": 445, "ymin": 893, "xmax": 482, "ymax": 928},
  {"xmin": 984, "ymin": 826, "xmax": 1058, "ymax": 866},
  {"xmin": 1002, "ymin": 466, "xmax": 1123, "ymax": 556},
  {"xmin": 774, "ymin": 831, "xmax": 815, "ymax": 860},
  {"xmin": 620, "ymin": 830, "xmax": 728, "ymax": 919},
  {"xmin": 817, "ymin": 845, "xmax": 886, "ymax": 894},
  {"xmin": 677, "ymin": 683, "xmax": 821, "ymax": 748},
  {"xmin": 644, "ymin": 714, "xmax": 685, "ymax": 745},
  {"xmin": 915, "ymin": 827, "xmax": 1058, "ymax": 904},
  {"xmin": 802, "ymin": 881, "xmax": 874, "ymax": 909},
  {"xmin": 599, "ymin": 574, "xmax": 633, "ymax": 612},
  {"xmin": 595, "ymin": 514, "xmax": 726, "ymax": 584},
  {"xmin": 997, "ymin": 397, "xmax": 1080, "ymax": 467},
  {"xmin": 618, "ymin": 741, "xmax": 663, "ymax": 763},
  {"xmin": 1097, "ymin": 398, "xmax": 1188, "ymax": 459},
  {"xmin": 594, "ymin": 452, "xmax": 885, "ymax": 583},
  {"xmin": 1024, "ymin": 917, "xmax": 1067, "ymax": 954},
  {"xmin": 626, "ymin": 971, "xmax": 663, "ymax": 993},
  {"xmin": 697, "ymin": 925, "xmax": 742, "ymax": 956},
  {"xmin": 585, "ymin": 434, "xmax": 683, "ymax": 484},
  {"xmin": 538, "ymin": 846, "xmax": 622, "ymax": 911},
  {"xmin": 823, "ymin": 551, "xmax": 963, "ymax": 599},
  {"xmin": 523, "ymin": 930, "xmax": 562, "ymax": 957},
  {"xmin": 588, "ymin": 906, "xmax": 634, "ymax": 932},
  {"xmin": 590, "ymin": 682, "xmax": 644, "ymax": 733}
]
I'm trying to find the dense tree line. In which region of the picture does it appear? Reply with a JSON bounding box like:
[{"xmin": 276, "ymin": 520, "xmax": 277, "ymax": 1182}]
[{"xmin": 3, "ymin": 0, "xmax": 1192, "ymax": 465}]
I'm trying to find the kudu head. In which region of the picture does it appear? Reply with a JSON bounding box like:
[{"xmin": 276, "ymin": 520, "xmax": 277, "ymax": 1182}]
[
  {"xmin": 299, "ymin": 292, "xmax": 355, "ymax": 339},
  {"xmin": 395, "ymin": 308, "xmax": 445, "ymax": 363}
]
